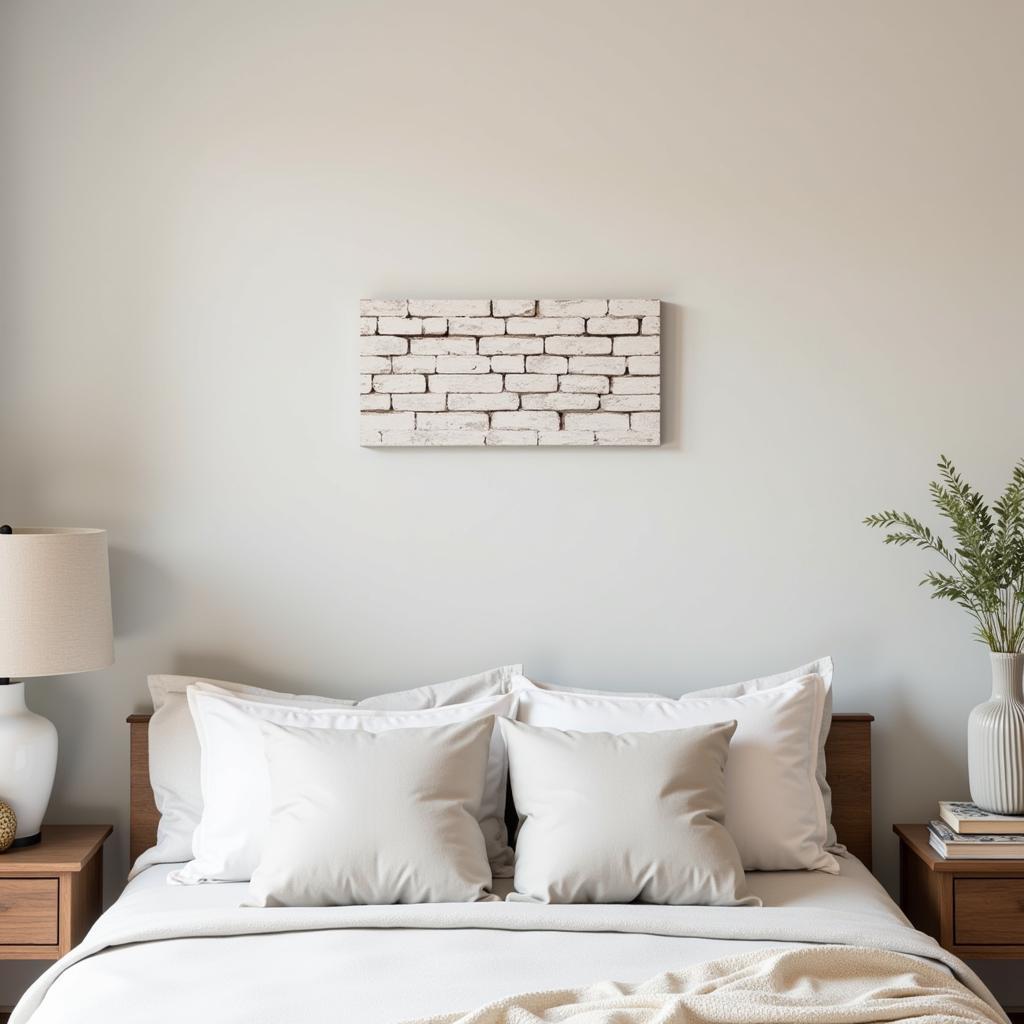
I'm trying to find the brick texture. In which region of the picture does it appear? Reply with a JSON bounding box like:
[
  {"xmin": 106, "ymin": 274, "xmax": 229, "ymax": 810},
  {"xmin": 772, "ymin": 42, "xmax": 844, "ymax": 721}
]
[{"xmin": 359, "ymin": 300, "xmax": 660, "ymax": 446}]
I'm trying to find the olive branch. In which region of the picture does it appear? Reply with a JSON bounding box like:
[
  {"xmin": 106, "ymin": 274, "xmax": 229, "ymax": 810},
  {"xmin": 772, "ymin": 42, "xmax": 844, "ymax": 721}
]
[{"xmin": 864, "ymin": 456, "xmax": 1024, "ymax": 653}]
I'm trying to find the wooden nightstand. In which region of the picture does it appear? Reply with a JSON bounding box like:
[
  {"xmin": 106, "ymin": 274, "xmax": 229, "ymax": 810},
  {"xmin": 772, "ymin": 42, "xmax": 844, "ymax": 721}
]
[
  {"xmin": 895, "ymin": 823, "xmax": 1024, "ymax": 958},
  {"xmin": 0, "ymin": 825, "xmax": 111, "ymax": 961}
]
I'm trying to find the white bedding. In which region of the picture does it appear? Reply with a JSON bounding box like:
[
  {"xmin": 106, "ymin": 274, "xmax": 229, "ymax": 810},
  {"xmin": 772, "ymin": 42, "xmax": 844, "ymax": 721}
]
[{"xmin": 13, "ymin": 854, "xmax": 1005, "ymax": 1024}]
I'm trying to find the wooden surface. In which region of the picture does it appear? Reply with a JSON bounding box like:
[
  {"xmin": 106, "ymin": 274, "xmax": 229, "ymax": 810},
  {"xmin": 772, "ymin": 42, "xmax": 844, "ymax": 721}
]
[
  {"xmin": 129, "ymin": 711, "xmax": 876, "ymax": 866},
  {"xmin": 826, "ymin": 714, "xmax": 873, "ymax": 868},
  {"xmin": 62, "ymin": 848, "xmax": 103, "ymax": 953},
  {"xmin": 0, "ymin": 825, "xmax": 111, "ymax": 874},
  {"xmin": 0, "ymin": 880, "xmax": 58, "ymax": 945},
  {"xmin": 954, "ymin": 878, "xmax": 1024, "ymax": 945},
  {"xmin": 894, "ymin": 824, "xmax": 1024, "ymax": 875},
  {"xmin": 895, "ymin": 823, "xmax": 1024, "ymax": 959},
  {"xmin": 0, "ymin": 825, "xmax": 111, "ymax": 961},
  {"xmin": 128, "ymin": 714, "xmax": 159, "ymax": 865}
]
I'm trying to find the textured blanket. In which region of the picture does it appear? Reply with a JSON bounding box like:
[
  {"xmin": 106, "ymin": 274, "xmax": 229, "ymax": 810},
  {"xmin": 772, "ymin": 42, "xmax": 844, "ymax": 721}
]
[{"xmin": 407, "ymin": 945, "xmax": 1005, "ymax": 1024}]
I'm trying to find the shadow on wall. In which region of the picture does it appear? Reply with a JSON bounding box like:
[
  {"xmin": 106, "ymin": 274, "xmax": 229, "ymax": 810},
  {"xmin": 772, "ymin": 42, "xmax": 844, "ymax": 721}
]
[
  {"xmin": 109, "ymin": 545, "xmax": 179, "ymax": 639},
  {"xmin": 661, "ymin": 302, "xmax": 684, "ymax": 449},
  {"xmin": 872, "ymin": 682, "xmax": 966, "ymax": 887},
  {"xmin": 34, "ymin": 544, "xmax": 174, "ymax": 817},
  {"xmin": 166, "ymin": 653, "xmax": 337, "ymax": 698}
]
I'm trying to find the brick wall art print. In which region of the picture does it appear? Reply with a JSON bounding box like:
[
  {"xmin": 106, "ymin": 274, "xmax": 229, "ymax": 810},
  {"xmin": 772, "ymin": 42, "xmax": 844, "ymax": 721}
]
[{"xmin": 359, "ymin": 299, "xmax": 661, "ymax": 447}]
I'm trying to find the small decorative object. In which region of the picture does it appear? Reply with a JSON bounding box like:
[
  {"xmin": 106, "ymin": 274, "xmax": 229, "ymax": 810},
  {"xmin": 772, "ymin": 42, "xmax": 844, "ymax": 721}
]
[
  {"xmin": 865, "ymin": 457, "xmax": 1024, "ymax": 813},
  {"xmin": 0, "ymin": 527, "xmax": 114, "ymax": 846},
  {"xmin": 359, "ymin": 299, "xmax": 661, "ymax": 447},
  {"xmin": 0, "ymin": 800, "xmax": 16, "ymax": 852}
]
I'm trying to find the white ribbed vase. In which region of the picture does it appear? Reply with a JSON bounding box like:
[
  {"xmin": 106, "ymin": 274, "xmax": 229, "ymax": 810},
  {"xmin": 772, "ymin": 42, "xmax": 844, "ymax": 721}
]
[{"xmin": 968, "ymin": 653, "xmax": 1024, "ymax": 814}]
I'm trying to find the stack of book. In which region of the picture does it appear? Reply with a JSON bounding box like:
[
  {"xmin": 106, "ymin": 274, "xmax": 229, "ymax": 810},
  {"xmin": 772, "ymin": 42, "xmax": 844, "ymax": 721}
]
[{"xmin": 928, "ymin": 801, "xmax": 1024, "ymax": 858}]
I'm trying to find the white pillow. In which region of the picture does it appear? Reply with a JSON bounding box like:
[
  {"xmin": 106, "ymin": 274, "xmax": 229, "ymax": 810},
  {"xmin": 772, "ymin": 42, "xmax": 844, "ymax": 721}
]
[
  {"xmin": 134, "ymin": 674, "xmax": 355, "ymax": 878},
  {"xmin": 246, "ymin": 719, "xmax": 496, "ymax": 907},
  {"xmin": 514, "ymin": 658, "xmax": 841, "ymax": 854},
  {"xmin": 174, "ymin": 687, "xmax": 519, "ymax": 884},
  {"xmin": 358, "ymin": 664, "xmax": 522, "ymax": 710},
  {"xmin": 684, "ymin": 657, "xmax": 840, "ymax": 851},
  {"xmin": 502, "ymin": 719, "xmax": 757, "ymax": 906},
  {"xmin": 511, "ymin": 672, "xmax": 836, "ymax": 873},
  {"xmin": 500, "ymin": 676, "xmax": 661, "ymax": 699},
  {"xmin": 135, "ymin": 664, "xmax": 523, "ymax": 878}
]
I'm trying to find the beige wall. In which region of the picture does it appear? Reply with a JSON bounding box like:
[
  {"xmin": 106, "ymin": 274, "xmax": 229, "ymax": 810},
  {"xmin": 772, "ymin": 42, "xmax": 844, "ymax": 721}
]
[{"xmin": 2, "ymin": 0, "xmax": 1023, "ymax": 1003}]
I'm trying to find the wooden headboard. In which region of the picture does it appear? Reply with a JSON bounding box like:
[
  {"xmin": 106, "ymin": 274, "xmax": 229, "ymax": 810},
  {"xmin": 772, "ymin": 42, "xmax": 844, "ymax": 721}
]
[{"xmin": 126, "ymin": 711, "xmax": 874, "ymax": 869}]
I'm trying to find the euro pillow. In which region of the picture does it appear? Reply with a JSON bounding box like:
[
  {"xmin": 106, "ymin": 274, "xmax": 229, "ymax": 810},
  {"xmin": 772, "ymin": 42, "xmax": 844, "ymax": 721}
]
[
  {"xmin": 246, "ymin": 718, "xmax": 496, "ymax": 907},
  {"xmin": 357, "ymin": 664, "xmax": 522, "ymax": 710},
  {"xmin": 502, "ymin": 718, "xmax": 757, "ymax": 906},
  {"xmin": 511, "ymin": 672, "xmax": 836, "ymax": 873},
  {"xmin": 174, "ymin": 687, "xmax": 518, "ymax": 884},
  {"xmin": 516, "ymin": 659, "xmax": 835, "ymax": 851},
  {"xmin": 502, "ymin": 678, "xmax": 661, "ymax": 699},
  {"xmin": 135, "ymin": 674, "xmax": 356, "ymax": 878},
  {"xmin": 136, "ymin": 664, "xmax": 522, "ymax": 878},
  {"xmin": 685, "ymin": 657, "xmax": 840, "ymax": 851},
  {"xmin": 514, "ymin": 659, "xmax": 838, "ymax": 850}
]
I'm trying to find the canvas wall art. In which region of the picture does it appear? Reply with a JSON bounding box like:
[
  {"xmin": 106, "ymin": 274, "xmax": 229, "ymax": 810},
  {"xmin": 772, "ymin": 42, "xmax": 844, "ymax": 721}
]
[{"xmin": 359, "ymin": 299, "xmax": 661, "ymax": 446}]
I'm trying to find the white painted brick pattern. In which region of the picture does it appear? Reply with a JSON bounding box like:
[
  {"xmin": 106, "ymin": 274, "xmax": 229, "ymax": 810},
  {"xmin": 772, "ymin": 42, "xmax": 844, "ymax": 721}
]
[{"xmin": 360, "ymin": 300, "xmax": 660, "ymax": 446}]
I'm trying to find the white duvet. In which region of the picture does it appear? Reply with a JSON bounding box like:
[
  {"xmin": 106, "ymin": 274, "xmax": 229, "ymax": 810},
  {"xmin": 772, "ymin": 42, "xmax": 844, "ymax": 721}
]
[{"xmin": 12, "ymin": 855, "xmax": 1006, "ymax": 1024}]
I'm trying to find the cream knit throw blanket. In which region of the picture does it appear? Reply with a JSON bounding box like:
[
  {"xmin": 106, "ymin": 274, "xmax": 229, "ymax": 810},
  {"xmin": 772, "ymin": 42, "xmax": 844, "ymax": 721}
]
[{"xmin": 409, "ymin": 945, "xmax": 1006, "ymax": 1024}]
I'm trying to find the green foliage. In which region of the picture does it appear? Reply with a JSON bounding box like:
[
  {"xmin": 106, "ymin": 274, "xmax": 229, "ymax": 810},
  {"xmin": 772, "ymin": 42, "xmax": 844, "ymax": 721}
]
[{"xmin": 864, "ymin": 456, "xmax": 1024, "ymax": 653}]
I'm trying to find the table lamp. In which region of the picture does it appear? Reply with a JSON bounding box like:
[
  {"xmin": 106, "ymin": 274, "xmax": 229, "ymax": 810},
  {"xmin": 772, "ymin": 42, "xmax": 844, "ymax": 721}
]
[{"xmin": 0, "ymin": 526, "xmax": 113, "ymax": 846}]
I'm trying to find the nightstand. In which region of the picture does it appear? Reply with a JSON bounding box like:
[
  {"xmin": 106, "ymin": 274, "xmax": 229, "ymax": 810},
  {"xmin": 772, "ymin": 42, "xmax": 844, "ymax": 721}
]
[
  {"xmin": 0, "ymin": 825, "xmax": 111, "ymax": 961},
  {"xmin": 894, "ymin": 823, "xmax": 1024, "ymax": 958}
]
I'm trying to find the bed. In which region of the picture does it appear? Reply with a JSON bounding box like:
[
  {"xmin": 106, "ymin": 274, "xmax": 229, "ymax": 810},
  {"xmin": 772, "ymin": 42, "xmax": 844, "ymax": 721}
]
[{"xmin": 9, "ymin": 712, "xmax": 1008, "ymax": 1023}]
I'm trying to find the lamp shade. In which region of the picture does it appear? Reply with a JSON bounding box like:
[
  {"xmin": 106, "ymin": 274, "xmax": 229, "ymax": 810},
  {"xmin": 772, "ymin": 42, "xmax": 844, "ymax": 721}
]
[{"xmin": 0, "ymin": 528, "xmax": 113, "ymax": 679}]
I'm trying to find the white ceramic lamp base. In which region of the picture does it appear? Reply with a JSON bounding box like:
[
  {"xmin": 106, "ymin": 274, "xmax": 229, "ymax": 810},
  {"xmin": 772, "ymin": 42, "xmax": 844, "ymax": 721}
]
[{"xmin": 0, "ymin": 682, "xmax": 57, "ymax": 845}]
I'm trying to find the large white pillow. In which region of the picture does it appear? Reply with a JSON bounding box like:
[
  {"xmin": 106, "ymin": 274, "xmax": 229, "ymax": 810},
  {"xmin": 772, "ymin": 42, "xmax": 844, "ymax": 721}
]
[
  {"xmin": 173, "ymin": 687, "xmax": 519, "ymax": 884},
  {"xmin": 685, "ymin": 657, "xmax": 840, "ymax": 851},
  {"xmin": 502, "ymin": 719, "xmax": 757, "ymax": 906},
  {"xmin": 246, "ymin": 719, "xmax": 496, "ymax": 907},
  {"xmin": 502, "ymin": 677, "xmax": 661, "ymax": 699},
  {"xmin": 357, "ymin": 664, "xmax": 522, "ymax": 710},
  {"xmin": 511, "ymin": 672, "xmax": 836, "ymax": 873},
  {"xmin": 515, "ymin": 658, "xmax": 840, "ymax": 854},
  {"xmin": 135, "ymin": 664, "xmax": 523, "ymax": 878},
  {"xmin": 135, "ymin": 674, "xmax": 356, "ymax": 878}
]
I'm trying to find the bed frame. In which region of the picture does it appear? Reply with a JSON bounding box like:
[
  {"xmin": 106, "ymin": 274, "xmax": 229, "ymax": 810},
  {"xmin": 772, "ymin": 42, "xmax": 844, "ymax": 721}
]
[{"xmin": 126, "ymin": 712, "xmax": 875, "ymax": 869}]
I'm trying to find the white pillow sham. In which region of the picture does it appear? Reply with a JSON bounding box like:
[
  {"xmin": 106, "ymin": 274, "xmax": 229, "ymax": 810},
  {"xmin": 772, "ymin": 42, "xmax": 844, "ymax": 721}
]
[
  {"xmin": 357, "ymin": 664, "xmax": 522, "ymax": 710},
  {"xmin": 503, "ymin": 678, "xmax": 661, "ymax": 699},
  {"xmin": 174, "ymin": 687, "xmax": 519, "ymax": 884},
  {"xmin": 502, "ymin": 718, "xmax": 757, "ymax": 906},
  {"xmin": 514, "ymin": 658, "xmax": 840, "ymax": 854},
  {"xmin": 135, "ymin": 674, "xmax": 356, "ymax": 878},
  {"xmin": 135, "ymin": 664, "xmax": 523, "ymax": 878},
  {"xmin": 511, "ymin": 672, "xmax": 837, "ymax": 873},
  {"xmin": 246, "ymin": 718, "xmax": 496, "ymax": 907},
  {"xmin": 684, "ymin": 657, "xmax": 840, "ymax": 851}
]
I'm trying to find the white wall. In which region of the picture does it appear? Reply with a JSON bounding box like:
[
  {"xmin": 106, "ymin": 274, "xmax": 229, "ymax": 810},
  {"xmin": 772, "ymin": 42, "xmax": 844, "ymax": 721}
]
[{"xmin": 2, "ymin": 0, "xmax": 1023, "ymax": 1005}]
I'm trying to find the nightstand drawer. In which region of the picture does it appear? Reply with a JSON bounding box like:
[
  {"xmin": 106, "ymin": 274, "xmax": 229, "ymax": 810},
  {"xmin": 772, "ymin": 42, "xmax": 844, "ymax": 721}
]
[
  {"xmin": 0, "ymin": 878, "xmax": 59, "ymax": 946},
  {"xmin": 954, "ymin": 877, "xmax": 1024, "ymax": 945}
]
